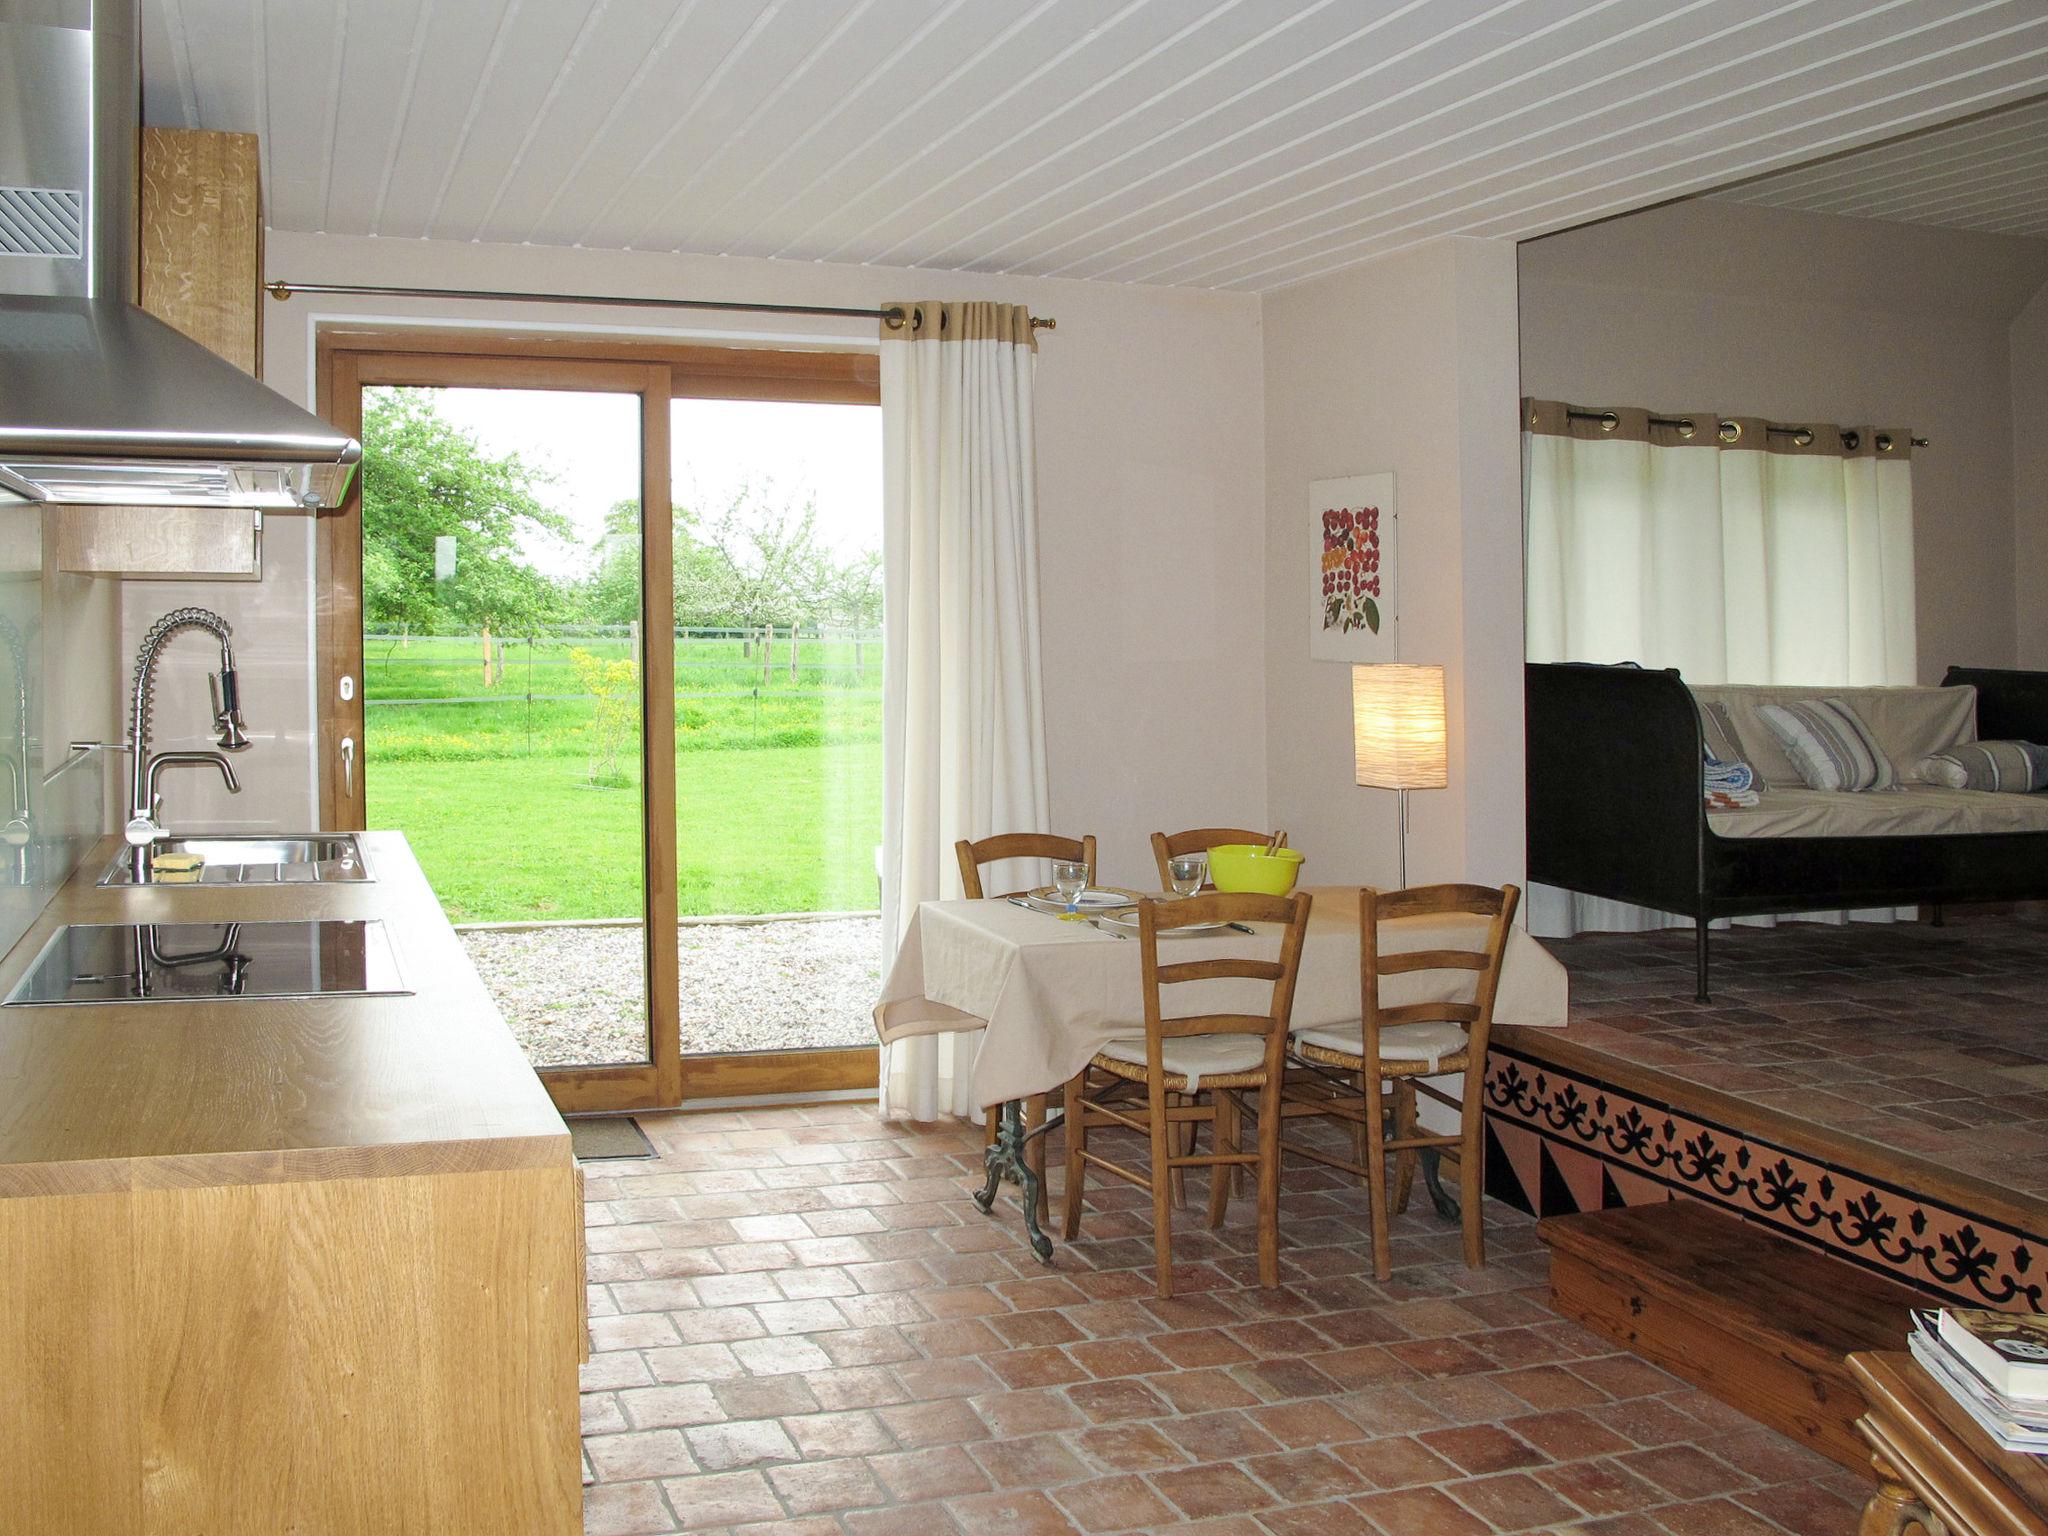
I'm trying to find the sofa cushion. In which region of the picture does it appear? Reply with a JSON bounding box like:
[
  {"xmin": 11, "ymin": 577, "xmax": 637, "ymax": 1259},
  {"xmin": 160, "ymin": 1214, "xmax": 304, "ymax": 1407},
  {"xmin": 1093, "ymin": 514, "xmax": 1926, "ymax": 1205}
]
[
  {"xmin": 1758, "ymin": 699, "xmax": 1896, "ymax": 792},
  {"xmin": 1706, "ymin": 783, "xmax": 2048, "ymax": 839},
  {"xmin": 1913, "ymin": 740, "xmax": 2048, "ymax": 793},
  {"xmin": 1698, "ymin": 700, "xmax": 1755, "ymax": 775},
  {"xmin": 1689, "ymin": 683, "xmax": 1976, "ymax": 788}
]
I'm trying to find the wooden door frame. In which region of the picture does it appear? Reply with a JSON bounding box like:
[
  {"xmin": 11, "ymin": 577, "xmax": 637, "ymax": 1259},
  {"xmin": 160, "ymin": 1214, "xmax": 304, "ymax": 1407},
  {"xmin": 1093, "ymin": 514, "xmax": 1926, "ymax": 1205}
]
[{"xmin": 314, "ymin": 329, "xmax": 878, "ymax": 1110}]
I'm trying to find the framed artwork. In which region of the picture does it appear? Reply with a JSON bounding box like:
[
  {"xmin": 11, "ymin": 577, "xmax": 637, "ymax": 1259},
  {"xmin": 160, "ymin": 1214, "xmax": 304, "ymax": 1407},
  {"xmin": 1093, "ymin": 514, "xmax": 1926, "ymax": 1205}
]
[{"xmin": 1309, "ymin": 472, "xmax": 1398, "ymax": 662}]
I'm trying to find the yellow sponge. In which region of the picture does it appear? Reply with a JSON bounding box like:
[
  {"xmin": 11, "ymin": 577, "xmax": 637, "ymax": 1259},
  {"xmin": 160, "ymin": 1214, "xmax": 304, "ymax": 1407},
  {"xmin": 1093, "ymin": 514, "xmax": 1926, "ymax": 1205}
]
[{"xmin": 150, "ymin": 851, "xmax": 204, "ymax": 874}]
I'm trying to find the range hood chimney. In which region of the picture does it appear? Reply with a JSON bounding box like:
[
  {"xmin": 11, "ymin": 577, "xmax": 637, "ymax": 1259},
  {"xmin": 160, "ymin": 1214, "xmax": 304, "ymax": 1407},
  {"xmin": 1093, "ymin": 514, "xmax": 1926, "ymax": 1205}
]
[{"xmin": 0, "ymin": 1, "xmax": 359, "ymax": 512}]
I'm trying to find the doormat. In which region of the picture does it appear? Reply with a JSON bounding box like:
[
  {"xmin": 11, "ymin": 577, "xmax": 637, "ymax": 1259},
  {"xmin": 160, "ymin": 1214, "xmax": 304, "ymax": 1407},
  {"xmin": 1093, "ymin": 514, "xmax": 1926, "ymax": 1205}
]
[{"xmin": 566, "ymin": 1115, "xmax": 655, "ymax": 1161}]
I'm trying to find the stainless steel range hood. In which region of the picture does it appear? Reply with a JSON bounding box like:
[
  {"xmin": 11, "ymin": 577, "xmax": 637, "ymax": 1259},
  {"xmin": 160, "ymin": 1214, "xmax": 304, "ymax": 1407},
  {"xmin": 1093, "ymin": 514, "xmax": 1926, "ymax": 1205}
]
[{"xmin": 0, "ymin": 1, "xmax": 359, "ymax": 512}]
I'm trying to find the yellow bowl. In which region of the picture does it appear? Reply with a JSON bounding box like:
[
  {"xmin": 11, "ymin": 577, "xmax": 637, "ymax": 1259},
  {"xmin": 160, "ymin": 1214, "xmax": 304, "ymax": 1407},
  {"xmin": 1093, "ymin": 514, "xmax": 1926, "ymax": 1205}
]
[{"xmin": 1207, "ymin": 844, "xmax": 1305, "ymax": 896}]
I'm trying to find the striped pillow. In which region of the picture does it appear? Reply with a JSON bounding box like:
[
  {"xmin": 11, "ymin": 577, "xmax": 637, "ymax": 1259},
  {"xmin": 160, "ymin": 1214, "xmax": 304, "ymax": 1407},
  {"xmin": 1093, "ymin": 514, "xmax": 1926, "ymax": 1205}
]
[
  {"xmin": 1757, "ymin": 699, "xmax": 1896, "ymax": 793},
  {"xmin": 1913, "ymin": 740, "xmax": 2048, "ymax": 794}
]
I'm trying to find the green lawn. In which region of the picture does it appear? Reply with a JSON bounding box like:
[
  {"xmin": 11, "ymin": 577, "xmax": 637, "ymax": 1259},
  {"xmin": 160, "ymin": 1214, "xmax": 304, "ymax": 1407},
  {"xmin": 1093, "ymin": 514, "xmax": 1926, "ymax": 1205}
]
[
  {"xmin": 366, "ymin": 631, "xmax": 877, "ymax": 702},
  {"xmin": 367, "ymin": 741, "xmax": 882, "ymax": 922},
  {"xmin": 362, "ymin": 633, "xmax": 883, "ymax": 923}
]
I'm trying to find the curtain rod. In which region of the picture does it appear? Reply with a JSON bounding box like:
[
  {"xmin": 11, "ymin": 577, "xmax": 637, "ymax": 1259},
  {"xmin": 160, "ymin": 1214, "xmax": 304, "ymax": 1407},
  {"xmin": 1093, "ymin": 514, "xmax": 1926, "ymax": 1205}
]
[
  {"xmin": 264, "ymin": 279, "xmax": 1055, "ymax": 332},
  {"xmin": 1564, "ymin": 406, "xmax": 1927, "ymax": 451}
]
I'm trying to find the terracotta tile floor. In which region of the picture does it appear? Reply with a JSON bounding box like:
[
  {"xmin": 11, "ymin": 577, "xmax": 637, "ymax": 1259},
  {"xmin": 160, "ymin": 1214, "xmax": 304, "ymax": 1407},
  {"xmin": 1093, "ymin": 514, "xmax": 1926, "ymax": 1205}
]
[
  {"xmin": 578, "ymin": 1106, "xmax": 1869, "ymax": 1534},
  {"xmin": 1541, "ymin": 910, "xmax": 2048, "ymax": 1199}
]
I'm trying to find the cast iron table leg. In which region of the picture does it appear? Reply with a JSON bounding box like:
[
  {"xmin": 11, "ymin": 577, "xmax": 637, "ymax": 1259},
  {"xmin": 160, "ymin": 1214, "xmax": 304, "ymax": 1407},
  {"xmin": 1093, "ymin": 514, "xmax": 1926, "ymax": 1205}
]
[
  {"xmin": 972, "ymin": 1098, "xmax": 1055, "ymax": 1264},
  {"xmin": 1420, "ymin": 1147, "xmax": 1459, "ymax": 1219}
]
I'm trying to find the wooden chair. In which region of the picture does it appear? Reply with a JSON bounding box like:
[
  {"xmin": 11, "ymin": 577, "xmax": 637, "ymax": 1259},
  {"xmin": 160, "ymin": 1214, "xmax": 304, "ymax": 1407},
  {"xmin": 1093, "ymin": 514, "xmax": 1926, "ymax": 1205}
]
[
  {"xmin": 1060, "ymin": 890, "xmax": 1313, "ymax": 1298},
  {"xmin": 1145, "ymin": 828, "xmax": 1273, "ymax": 1201},
  {"xmin": 955, "ymin": 832, "xmax": 1098, "ymax": 1219},
  {"xmin": 955, "ymin": 832, "xmax": 1096, "ymax": 902},
  {"xmin": 1149, "ymin": 827, "xmax": 1275, "ymax": 890},
  {"xmin": 1278, "ymin": 882, "xmax": 1520, "ymax": 1282}
]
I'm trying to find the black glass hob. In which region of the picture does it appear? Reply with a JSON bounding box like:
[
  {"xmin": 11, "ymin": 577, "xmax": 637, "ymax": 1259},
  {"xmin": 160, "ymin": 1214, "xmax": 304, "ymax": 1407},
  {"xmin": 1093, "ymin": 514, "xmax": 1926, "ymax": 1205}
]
[{"xmin": 4, "ymin": 919, "xmax": 410, "ymax": 1005}]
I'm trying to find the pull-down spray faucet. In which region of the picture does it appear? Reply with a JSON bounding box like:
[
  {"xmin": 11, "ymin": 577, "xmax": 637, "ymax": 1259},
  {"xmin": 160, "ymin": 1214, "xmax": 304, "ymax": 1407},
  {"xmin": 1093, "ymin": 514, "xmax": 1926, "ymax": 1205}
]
[{"xmin": 122, "ymin": 607, "xmax": 250, "ymax": 878}]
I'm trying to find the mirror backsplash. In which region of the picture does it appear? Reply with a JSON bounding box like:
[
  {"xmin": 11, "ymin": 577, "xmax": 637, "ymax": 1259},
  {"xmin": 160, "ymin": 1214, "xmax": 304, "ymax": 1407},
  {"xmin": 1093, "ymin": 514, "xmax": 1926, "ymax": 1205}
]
[{"xmin": 0, "ymin": 502, "xmax": 119, "ymax": 965}]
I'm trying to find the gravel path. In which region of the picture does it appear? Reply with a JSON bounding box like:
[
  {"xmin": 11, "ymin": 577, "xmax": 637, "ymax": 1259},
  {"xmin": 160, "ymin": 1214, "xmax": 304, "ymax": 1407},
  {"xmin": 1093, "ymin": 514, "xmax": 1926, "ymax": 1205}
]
[{"xmin": 459, "ymin": 916, "xmax": 882, "ymax": 1068}]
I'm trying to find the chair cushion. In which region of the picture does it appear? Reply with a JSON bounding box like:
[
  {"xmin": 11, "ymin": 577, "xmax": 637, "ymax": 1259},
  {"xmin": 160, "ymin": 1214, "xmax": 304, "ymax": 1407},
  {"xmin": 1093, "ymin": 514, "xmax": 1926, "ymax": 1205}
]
[
  {"xmin": 1096, "ymin": 1032, "xmax": 1266, "ymax": 1090},
  {"xmin": 1290, "ymin": 1019, "xmax": 1471, "ymax": 1072}
]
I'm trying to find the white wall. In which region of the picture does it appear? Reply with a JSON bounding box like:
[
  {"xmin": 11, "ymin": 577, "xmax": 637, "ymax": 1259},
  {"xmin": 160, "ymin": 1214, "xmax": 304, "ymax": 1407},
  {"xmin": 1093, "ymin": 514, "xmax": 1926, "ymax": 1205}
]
[
  {"xmin": 1519, "ymin": 199, "xmax": 2048, "ymax": 683},
  {"xmin": 131, "ymin": 232, "xmax": 1268, "ymax": 886},
  {"xmin": 1262, "ymin": 237, "xmax": 1526, "ymax": 893},
  {"xmin": 2014, "ymin": 279, "xmax": 2048, "ymax": 671}
]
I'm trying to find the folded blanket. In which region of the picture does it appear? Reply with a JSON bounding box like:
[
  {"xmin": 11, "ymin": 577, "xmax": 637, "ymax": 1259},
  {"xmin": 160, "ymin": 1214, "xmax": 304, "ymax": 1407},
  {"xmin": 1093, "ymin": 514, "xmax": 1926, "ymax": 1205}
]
[
  {"xmin": 1706, "ymin": 787, "xmax": 1760, "ymax": 811},
  {"xmin": 1704, "ymin": 748, "xmax": 1756, "ymax": 795}
]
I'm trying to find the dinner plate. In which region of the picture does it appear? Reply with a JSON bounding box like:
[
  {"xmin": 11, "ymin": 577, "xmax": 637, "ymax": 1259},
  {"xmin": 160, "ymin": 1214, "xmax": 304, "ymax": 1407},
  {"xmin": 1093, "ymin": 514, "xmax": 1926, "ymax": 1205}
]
[{"xmin": 1016, "ymin": 887, "xmax": 1139, "ymax": 915}]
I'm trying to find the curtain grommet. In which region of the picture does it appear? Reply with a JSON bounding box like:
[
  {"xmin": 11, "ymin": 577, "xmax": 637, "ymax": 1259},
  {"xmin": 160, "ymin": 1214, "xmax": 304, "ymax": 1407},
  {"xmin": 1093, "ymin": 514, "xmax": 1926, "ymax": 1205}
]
[{"xmin": 1718, "ymin": 420, "xmax": 1742, "ymax": 444}]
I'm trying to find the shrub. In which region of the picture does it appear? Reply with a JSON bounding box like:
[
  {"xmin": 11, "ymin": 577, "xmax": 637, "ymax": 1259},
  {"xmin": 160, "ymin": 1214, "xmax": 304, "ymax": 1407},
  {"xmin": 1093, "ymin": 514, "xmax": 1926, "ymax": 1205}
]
[{"xmin": 570, "ymin": 647, "xmax": 640, "ymax": 788}]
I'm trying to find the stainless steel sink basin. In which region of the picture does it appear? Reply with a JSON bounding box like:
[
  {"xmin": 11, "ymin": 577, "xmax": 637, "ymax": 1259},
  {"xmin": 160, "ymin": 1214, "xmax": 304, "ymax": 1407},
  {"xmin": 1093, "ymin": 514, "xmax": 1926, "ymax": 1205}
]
[{"xmin": 98, "ymin": 833, "xmax": 373, "ymax": 887}]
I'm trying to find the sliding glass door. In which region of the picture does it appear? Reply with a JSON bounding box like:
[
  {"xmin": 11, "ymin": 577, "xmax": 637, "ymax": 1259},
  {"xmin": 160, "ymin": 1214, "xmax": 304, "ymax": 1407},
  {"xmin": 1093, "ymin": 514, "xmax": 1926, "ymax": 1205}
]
[
  {"xmin": 321, "ymin": 351, "xmax": 680, "ymax": 1111},
  {"xmin": 668, "ymin": 395, "xmax": 882, "ymax": 1096},
  {"xmin": 318, "ymin": 337, "xmax": 880, "ymax": 1110}
]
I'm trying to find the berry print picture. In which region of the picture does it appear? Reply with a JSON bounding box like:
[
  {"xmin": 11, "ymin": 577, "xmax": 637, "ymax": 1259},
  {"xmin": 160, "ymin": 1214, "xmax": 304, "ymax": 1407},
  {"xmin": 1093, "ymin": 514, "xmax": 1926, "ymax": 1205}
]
[{"xmin": 1308, "ymin": 472, "xmax": 1399, "ymax": 663}]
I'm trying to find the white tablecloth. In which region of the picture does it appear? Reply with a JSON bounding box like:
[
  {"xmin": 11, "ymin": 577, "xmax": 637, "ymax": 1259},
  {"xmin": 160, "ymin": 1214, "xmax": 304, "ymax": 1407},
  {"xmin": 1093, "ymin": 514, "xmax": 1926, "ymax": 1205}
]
[{"xmin": 874, "ymin": 885, "xmax": 1568, "ymax": 1111}]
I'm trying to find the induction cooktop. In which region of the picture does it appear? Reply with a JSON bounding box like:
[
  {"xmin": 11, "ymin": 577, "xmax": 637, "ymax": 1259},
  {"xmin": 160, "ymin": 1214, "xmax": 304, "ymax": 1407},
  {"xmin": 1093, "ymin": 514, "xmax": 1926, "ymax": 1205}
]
[{"xmin": 4, "ymin": 919, "xmax": 411, "ymax": 1006}]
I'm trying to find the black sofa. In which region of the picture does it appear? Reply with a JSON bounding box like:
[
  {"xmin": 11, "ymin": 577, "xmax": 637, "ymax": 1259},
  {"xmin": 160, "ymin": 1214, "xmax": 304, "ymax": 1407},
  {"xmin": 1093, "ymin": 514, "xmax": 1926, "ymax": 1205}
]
[{"xmin": 1525, "ymin": 662, "xmax": 2048, "ymax": 1002}]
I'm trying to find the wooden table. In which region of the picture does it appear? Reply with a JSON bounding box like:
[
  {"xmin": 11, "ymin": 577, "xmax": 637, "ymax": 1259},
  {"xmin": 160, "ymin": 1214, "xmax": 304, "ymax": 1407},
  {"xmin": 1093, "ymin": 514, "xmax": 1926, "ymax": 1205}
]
[
  {"xmin": 876, "ymin": 885, "xmax": 1569, "ymax": 1260},
  {"xmin": 1849, "ymin": 1350, "xmax": 2048, "ymax": 1536}
]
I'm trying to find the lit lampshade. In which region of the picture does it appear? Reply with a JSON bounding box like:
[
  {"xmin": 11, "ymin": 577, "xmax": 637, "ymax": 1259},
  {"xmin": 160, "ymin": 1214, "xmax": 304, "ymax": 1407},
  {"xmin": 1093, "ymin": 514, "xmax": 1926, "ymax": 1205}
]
[{"xmin": 1353, "ymin": 664, "xmax": 1447, "ymax": 791}]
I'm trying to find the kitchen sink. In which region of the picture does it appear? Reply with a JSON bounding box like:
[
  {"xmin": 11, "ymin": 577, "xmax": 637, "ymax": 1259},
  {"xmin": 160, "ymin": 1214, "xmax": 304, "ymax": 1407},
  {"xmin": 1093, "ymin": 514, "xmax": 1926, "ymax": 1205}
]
[{"xmin": 98, "ymin": 833, "xmax": 373, "ymax": 887}]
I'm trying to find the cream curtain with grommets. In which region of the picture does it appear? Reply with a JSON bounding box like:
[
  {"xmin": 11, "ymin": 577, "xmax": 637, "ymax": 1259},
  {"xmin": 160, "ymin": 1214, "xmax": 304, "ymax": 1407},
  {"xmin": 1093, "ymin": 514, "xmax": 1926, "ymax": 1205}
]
[
  {"xmin": 1522, "ymin": 398, "xmax": 1918, "ymax": 936},
  {"xmin": 877, "ymin": 301, "xmax": 1049, "ymax": 1121}
]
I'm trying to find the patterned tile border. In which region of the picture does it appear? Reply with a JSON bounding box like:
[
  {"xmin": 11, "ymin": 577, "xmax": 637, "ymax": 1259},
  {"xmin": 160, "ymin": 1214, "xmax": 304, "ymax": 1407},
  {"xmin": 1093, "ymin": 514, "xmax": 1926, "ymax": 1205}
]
[{"xmin": 1481, "ymin": 1045, "xmax": 2048, "ymax": 1315}]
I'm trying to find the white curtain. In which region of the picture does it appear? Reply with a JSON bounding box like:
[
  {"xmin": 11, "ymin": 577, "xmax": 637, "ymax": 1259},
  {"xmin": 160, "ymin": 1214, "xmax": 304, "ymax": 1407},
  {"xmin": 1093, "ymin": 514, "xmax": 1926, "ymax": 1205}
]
[
  {"xmin": 877, "ymin": 302, "xmax": 1049, "ymax": 1121},
  {"xmin": 1522, "ymin": 404, "xmax": 1917, "ymax": 936}
]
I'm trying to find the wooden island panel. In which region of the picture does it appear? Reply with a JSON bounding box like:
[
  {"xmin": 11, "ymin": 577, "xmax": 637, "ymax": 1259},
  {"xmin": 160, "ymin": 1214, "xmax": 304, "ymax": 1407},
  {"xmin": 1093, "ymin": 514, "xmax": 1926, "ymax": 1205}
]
[{"xmin": 0, "ymin": 834, "xmax": 582, "ymax": 1534}]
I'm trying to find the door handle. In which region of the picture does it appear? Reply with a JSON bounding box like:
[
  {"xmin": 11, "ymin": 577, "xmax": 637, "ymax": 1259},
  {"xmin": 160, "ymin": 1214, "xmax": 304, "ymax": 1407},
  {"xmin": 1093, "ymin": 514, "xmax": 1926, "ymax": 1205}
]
[{"xmin": 340, "ymin": 736, "xmax": 355, "ymax": 797}]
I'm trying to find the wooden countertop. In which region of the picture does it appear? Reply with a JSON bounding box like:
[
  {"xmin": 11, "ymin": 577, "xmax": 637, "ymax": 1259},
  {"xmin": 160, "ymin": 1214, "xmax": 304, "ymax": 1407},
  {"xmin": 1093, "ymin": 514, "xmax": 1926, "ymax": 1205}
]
[{"xmin": 0, "ymin": 832, "xmax": 569, "ymax": 1196}]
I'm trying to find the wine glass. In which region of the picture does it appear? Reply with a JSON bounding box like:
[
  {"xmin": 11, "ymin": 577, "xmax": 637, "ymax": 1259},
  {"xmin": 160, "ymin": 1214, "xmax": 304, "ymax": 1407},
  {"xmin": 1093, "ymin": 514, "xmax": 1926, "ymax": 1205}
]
[
  {"xmin": 1167, "ymin": 854, "xmax": 1205, "ymax": 898},
  {"xmin": 1051, "ymin": 859, "xmax": 1088, "ymax": 912}
]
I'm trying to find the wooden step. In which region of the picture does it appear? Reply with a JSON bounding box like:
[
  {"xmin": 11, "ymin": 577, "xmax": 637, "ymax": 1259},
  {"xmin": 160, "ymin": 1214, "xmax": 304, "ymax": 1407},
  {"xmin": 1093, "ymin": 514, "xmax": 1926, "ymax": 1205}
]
[{"xmin": 1538, "ymin": 1200, "xmax": 1929, "ymax": 1471}]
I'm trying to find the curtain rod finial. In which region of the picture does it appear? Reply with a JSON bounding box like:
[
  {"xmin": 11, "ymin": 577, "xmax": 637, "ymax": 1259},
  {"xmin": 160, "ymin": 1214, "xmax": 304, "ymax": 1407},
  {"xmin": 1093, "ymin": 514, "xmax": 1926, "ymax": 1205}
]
[
  {"xmin": 1031, "ymin": 316, "xmax": 1055, "ymax": 331},
  {"xmin": 265, "ymin": 281, "xmax": 293, "ymax": 301}
]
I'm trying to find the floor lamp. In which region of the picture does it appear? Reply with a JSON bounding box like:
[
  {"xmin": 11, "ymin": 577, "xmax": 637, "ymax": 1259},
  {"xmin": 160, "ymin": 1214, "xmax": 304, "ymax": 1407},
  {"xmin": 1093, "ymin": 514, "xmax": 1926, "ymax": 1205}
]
[{"xmin": 1352, "ymin": 663, "xmax": 1447, "ymax": 890}]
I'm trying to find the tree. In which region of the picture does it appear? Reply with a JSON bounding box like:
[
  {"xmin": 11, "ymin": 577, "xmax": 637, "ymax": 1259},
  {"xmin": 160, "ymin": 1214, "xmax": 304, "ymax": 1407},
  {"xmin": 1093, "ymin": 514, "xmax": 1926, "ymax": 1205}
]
[
  {"xmin": 823, "ymin": 547, "xmax": 882, "ymax": 630},
  {"xmin": 360, "ymin": 390, "xmax": 574, "ymax": 638},
  {"xmin": 581, "ymin": 500, "xmax": 645, "ymax": 629},
  {"xmin": 574, "ymin": 479, "xmax": 883, "ymax": 656}
]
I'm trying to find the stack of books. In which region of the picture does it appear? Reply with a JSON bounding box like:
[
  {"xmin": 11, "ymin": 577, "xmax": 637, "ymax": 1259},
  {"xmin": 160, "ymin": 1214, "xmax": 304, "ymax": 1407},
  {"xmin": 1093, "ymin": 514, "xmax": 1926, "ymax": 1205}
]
[{"xmin": 1911, "ymin": 1307, "xmax": 2048, "ymax": 1454}]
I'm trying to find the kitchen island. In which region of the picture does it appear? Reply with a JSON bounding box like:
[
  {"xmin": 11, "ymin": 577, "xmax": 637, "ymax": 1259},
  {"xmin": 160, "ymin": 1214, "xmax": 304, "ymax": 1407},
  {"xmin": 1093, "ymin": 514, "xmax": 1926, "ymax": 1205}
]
[{"xmin": 0, "ymin": 832, "xmax": 583, "ymax": 1535}]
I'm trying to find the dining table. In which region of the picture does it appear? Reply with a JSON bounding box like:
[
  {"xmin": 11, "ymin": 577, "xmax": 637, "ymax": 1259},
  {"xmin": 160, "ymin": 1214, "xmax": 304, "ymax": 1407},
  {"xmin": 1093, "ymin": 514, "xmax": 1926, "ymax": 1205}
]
[{"xmin": 874, "ymin": 883, "xmax": 1570, "ymax": 1260}]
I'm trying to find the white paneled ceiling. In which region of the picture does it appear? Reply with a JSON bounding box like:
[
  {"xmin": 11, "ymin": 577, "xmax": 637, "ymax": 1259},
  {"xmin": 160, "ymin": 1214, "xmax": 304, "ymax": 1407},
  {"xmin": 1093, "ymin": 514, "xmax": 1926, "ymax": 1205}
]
[
  {"xmin": 141, "ymin": 0, "xmax": 2048, "ymax": 292},
  {"xmin": 1712, "ymin": 94, "xmax": 2048, "ymax": 239}
]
